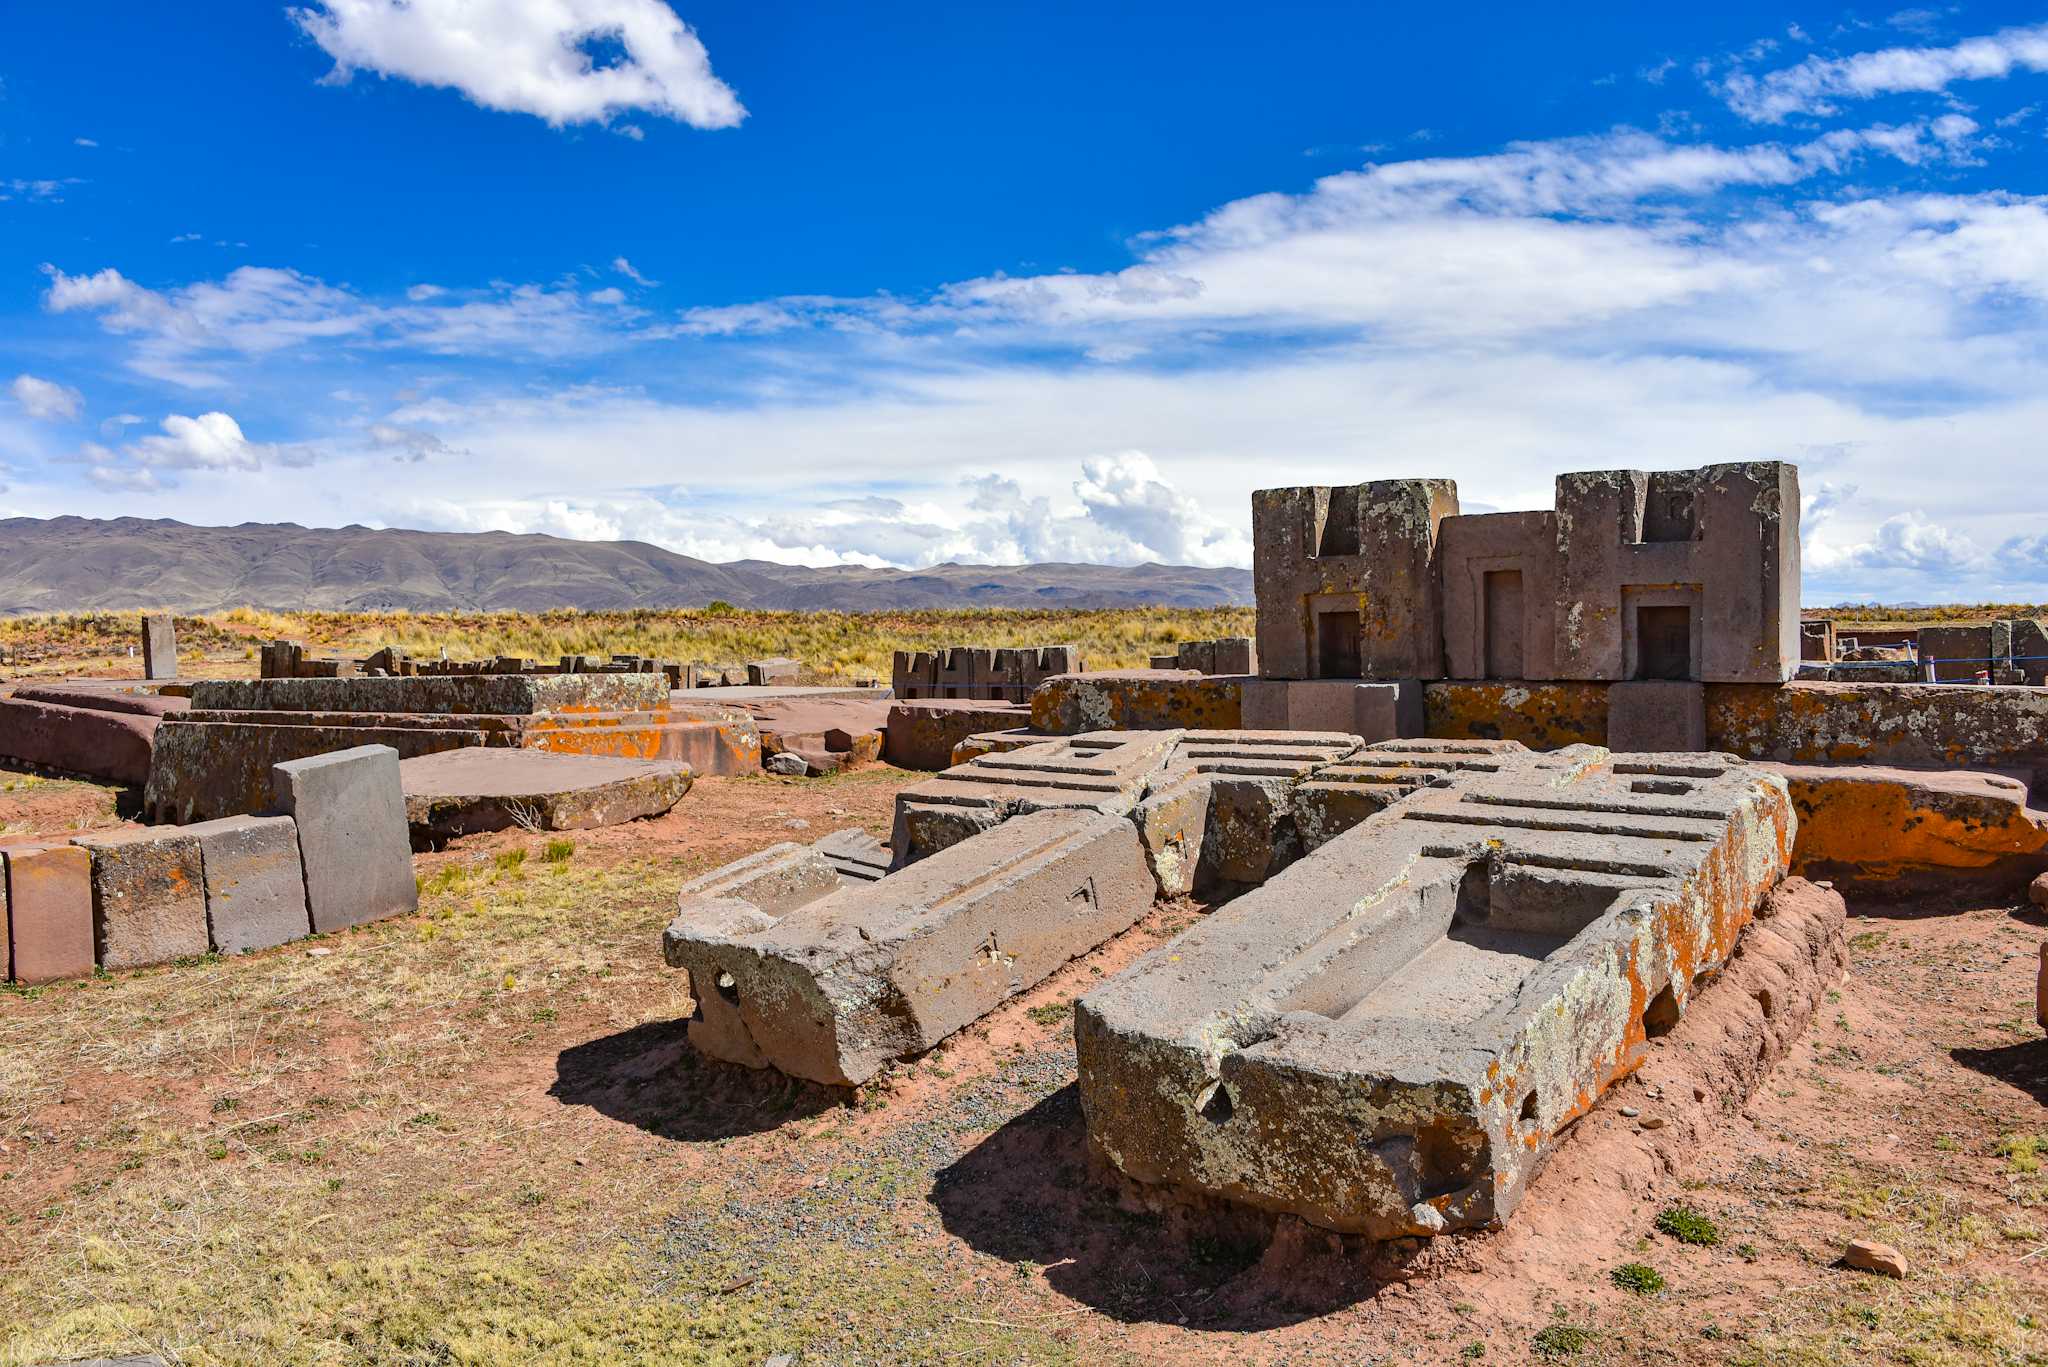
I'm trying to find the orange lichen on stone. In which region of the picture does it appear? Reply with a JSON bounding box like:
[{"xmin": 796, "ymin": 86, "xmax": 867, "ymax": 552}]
[
  {"xmin": 1423, "ymin": 681, "xmax": 1608, "ymax": 749},
  {"xmin": 1761, "ymin": 761, "xmax": 2048, "ymax": 898}
]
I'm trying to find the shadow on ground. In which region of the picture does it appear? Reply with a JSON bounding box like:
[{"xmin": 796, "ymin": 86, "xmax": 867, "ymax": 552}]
[
  {"xmin": 550, "ymin": 1018, "xmax": 841, "ymax": 1141},
  {"xmin": 930, "ymin": 1082, "xmax": 1383, "ymax": 1329},
  {"xmin": 1953, "ymin": 1037, "xmax": 2048, "ymax": 1106}
]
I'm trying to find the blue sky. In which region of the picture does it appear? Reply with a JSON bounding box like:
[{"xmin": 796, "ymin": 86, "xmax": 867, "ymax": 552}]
[{"xmin": 3, "ymin": 3, "xmax": 2047, "ymax": 603}]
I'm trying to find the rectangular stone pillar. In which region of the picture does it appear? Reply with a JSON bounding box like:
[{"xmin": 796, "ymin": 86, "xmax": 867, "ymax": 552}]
[{"xmin": 141, "ymin": 614, "xmax": 178, "ymax": 680}]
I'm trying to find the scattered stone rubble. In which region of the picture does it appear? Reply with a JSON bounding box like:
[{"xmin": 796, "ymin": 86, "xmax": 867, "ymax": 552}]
[{"xmin": 2, "ymin": 745, "xmax": 415, "ymax": 983}]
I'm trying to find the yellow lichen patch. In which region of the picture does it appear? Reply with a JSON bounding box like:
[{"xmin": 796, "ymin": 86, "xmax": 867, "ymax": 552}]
[{"xmin": 1424, "ymin": 682, "xmax": 1607, "ymax": 749}]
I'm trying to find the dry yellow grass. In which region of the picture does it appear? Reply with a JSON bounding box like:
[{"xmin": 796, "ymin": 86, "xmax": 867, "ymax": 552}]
[{"xmin": 1, "ymin": 606, "xmax": 1255, "ymax": 682}]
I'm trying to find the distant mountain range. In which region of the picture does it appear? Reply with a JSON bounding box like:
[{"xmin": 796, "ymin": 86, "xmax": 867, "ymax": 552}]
[{"xmin": 0, "ymin": 516, "xmax": 1254, "ymax": 615}]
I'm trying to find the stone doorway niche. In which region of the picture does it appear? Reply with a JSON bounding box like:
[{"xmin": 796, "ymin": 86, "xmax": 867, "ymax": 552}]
[
  {"xmin": 1482, "ymin": 569, "xmax": 1525, "ymax": 679},
  {"xmin": 1315, "ymin": 609, "xmax": 1362, "ymax": 678},
  {"xmin": 1623, "ymin": 584, "xmax": 1704, "ymax": 681}
]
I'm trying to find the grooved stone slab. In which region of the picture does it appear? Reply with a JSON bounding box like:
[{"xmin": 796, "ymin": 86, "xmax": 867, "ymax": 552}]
[
  {"xmin": 271, "ymin": 745, "xmax": 418, "ymax": 932},
  {"xmin": 187, "ymin": 815, "xmax": 312, "ymax": 954},
  {"xmin": 665, "ymin": 809, "xmax": 1156, "ymax": 1085},
  {"xmin": 1, "ymin": 844, "xmax": 94, "ymax": 983},
  {"xmin": 1077, "ymin": 748, "xmax": 1793, "ymax": 1238},
  {"xmin": 71, "ymin": 828, "xmax": 208, "ymax": 970}
]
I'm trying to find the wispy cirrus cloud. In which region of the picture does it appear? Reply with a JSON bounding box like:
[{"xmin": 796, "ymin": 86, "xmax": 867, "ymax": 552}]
[{"xmin": 1720, "ymin": 20, "xmax": 2048, "ymax": 122}]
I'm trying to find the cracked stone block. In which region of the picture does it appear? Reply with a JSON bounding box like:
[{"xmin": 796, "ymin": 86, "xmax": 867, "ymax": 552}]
[
  {"xmin": 1076, "ymin": 749, "xmax": 1792, "ymax": 1239},
  {"xmin": 71, "ymin": 828, "xmax": 209, "ymax": 970},
  {"xmin": 891, "ymin": 729, "xmax": 1184, "ymax": 863},
  {"xmin": 664, "ymin": 810, "xmax": 1156, "ymax": 1085},
  {"xmin": 271, "ymin": 744, "xmax": 418, "ymax": 933},
  {"xmin": 186, "ymin": 815, "xmax": 312, "ymax": 955}
]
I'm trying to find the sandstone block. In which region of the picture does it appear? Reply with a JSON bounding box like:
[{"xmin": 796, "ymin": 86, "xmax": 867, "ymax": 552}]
[
  {"xmin": 399, "ymin": 749, "xmax": 692, "ymax": 840},
  {"xmin": 271, "ymin": 745, "xmax": 417, "ymax": 932},
  {"xmin": 893, "ymin": 729, "xmax": 1183, "ymax": 862},
  {"xmin": 71, "ymin": 828, "xmax": 208, "ymax": 970},
  {"xmin": 1, "ymin": 845, "xmax": 94, "ymax": 983},
  {"xmin": 664, "ymin": 809, "xmax": 1156, "ymax": 1085},
  {"xmin": 1076, "ymin": 749, "xmax": 1792, "ymax": 1237},
  {"xmin": 184, "ymin": 815, "xmax": 312, "ymax": 954},
  {"xmin": 0, "ymin": 697, "xmax": 159, "ymax": 786},
  {"xmin": 2033, "ymin": 872, "xmax": 2048, "ymax": 908}
]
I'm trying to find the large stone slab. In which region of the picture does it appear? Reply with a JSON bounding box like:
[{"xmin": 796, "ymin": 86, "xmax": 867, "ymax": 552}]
[
  {"xmin": 882, "ymin": 699, "xmax": 1033, "ymax": 771},
  {"xmin": 665, "ymin": 809, "xmax": 1155, "ymax": 1085},
  {"xmin": 1030, "ymin": 671, "xmax": 1243, "ymax": 734},
  {"xmin": 399, "ymin": 748, "xmax": 692, "ymax": 841},
  {"xmin": 186, "ymin": 815, "xmax": 312, "ymax": 954},
  {"xmin": 1076, "ymin": 749, "xmax": 1792, "ymax": 1238},
  {"xmin": 271, "ymin": 745, "xmax": 417, "ymax": 932},
  {"xmin": 1131, "ymin": 731, "xmax": 1362, "ymax": 894},
  {"xmin": 2, "ymin": 844, "xmax": 95, "ymax": 983},
  {"xmin": 71, "ymin": 828, "xmax": 208, "ymax": 970},
  {"xmin": 1762, "ymin": 761, "xmax": 2048, "ymax": 901},
  {"xmin": 0, "ymin": 697, "xmax": 159, "ymax": 786},
  {"xmin": 190, "ymin": 673, "xmax": 668, "ymax": 715}
]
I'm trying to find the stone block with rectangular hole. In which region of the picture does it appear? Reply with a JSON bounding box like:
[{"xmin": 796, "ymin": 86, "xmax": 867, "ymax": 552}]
[
  {"xmin": 186, "ymin": 815, "xmax": 312, "ymax": 954},
  {"xmin": 664, "ymin": 810, "xmax": 1156, "ymax": 1085},
  {"xmin": 1076, "ymin": 749, "xmax": 1792, "ymax": 1239},
  {"xmin": 3, "ymin": 844, "xmax": 94, "ymax": 983},
  {"xmin": 70, "ymin": 828, "xmax": 209, "ymax": 971},
  {"xmin": 270, "ymin": 744, "xmax": 417, "ymax": 932},
  {"xmin": 1131, "ymin": 731, "xmax": 1361, "ymax": 895}
]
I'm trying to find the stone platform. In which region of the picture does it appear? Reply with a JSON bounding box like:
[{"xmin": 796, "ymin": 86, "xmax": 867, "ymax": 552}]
[
  {"xmin": 399, "ymin": 749, "xmax": 693, "ymax": 842},
  {"xmin": 1075, "ymin": 747, "xmax": 1793, "ymax": 1238},
  {"xmin": 145, "ymin": 674, "xmax": 756, "ymax": 823}
]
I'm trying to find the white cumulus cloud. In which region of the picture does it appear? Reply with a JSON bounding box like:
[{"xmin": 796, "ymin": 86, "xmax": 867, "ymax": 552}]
[
  {"xmin": 9, "ymin": 374, "xmax": 84, "ymax": 422},
  {"xmin": 291, "ymin": 0, "xmax": 744, "ymax": 130}
]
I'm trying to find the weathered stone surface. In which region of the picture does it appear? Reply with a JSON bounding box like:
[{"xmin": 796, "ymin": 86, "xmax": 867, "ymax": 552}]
[
  {"xmin": 71, "ymin": 828, "xmax": 208, "ymax": 970},
  {"xmin": 1763, "ymin": 762, "xmax": 2048, "ymax": 901},
  {"xmin": 1030, "ymin": 671, "xmax": 1241, "ymax": 734},
  {"xmin": 399, "ymin": 748, "xmax": 692, "ymax": 840},
  {"xmin": 764, "ymin": 751, "xmax": 809, "ymax": 776},
  {"xmin": 1607, "ymin": 680, "xmax": 1706, "ymax": 752},
  {"xmin": 190, "ymin": 672, "xmax": 669, "ymax": 715},
  {"xmin": 2032, "ymin": 872, "xmax": 2048, "ymax": 908},
  {"xmin": 1131, "ymin": 732, "xmax": 1361, "ymax": 894},
  {"xmin": 186, "ymin": 815, "xmax": 311, "ymax": 954},
  {"xmin": 1706, "ymin": 681, "xmax": 2048, "ymax": 771},
  {"xmin": 0, "ymin": 696, "xmax": 159, "ymax": 786},
  {"xmin": 1291, "ymin": 739, "xmax": 1547, "ymax": 855},
  {"xmin": 747, "ymin": 657, "xmax": 801, "ymax": 687},
  {"xmin": 0, "ymin": 844, "xmax": 94, "ymax": 983},
  {"xmin": 1425, "ymin": 681, "xmax": 1610, "ymax": 749},
  {"xmin": 1253, "ymin": 478, "xmax": 1458, "ymax": 681},
  {"xmin": 948, "ymin": 728, "xmax": 1043, "ymax": 765},
  {"xmin": 664, "ymin": 809, "xmax": 1155, "ymax": 1085},
  {"xmin": 1440, "ymin": 510, "xmax": 1561, "ymax": 682},
  {"xmin": 1075, "ymin": 749, "xmax": 1792, "ymax": 1237},
  {"xmin": 2038, "ymin": 939, "xmax": 2047, "ymax": 1030},
  {"xmin": 142, "ymin": 613, "xmax": 178, "ymax": 680},
  {"xmin": 893, "ymin": 729, "xmax": 1184, "ymax": 862},
  {"xmin": 271, "ymin": 745, "xmax": 417, "ymax": 932},
  {"xmin": 750, "ymin": 698, "xmax": 890, "ymax": 771},
  {"xmin": 10, "ymin": 684, "xmax": 188, "ymax": 719},
  {"xmin": 882, "ymin": 700, "xmax": 1033, "ymax": 771}
]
